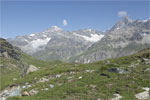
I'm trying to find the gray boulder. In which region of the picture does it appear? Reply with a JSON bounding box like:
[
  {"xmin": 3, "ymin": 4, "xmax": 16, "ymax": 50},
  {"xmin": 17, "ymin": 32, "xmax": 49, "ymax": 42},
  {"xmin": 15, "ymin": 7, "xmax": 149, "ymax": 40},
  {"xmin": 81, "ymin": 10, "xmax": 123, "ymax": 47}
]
[
  {"xmin": 26, "ymin": 65, "xmax": 38, "ymax": 74},
  {"xmin": 108, "ymin": 67, "xmax": 129, "ymax": 74}
]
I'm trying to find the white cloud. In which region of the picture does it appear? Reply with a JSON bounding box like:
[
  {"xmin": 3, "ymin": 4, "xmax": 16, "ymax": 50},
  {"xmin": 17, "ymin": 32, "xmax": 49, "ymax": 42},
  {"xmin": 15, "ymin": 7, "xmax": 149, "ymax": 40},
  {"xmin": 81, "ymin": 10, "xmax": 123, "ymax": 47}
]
[
  {"xmin": 118, "ymin": 11, "xmax": 127, "ymax": 17},
  {"xmin": 63, "ymin": 19, "xmax": 67, "ymax": 26}
]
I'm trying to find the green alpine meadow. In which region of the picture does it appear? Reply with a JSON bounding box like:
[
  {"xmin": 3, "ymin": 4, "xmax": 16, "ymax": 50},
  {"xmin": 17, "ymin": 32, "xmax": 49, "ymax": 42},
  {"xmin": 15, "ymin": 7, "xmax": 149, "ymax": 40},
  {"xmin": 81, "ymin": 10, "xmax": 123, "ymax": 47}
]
[{"xmin": 0, "ymin": 38, "xmax": 150, "ymax": 100}]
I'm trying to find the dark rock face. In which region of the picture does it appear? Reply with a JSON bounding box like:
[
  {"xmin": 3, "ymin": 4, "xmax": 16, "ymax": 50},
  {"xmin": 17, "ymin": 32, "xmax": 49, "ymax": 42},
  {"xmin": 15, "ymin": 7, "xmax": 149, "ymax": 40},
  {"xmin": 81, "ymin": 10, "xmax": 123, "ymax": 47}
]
[
  {"xmin": 108, "ymin": 68, "xmax": 129, "ymax": 74},
  {"xmin": 100, "ymin": 73, "xmax": 110, "ymax": 78},
  {"xmin": 0, "ymin": 38, "xmax": 21, "ymax": 60},
  {"xmin": 0, "ymin": 38, "xmax": 31, "ymax": 78}
]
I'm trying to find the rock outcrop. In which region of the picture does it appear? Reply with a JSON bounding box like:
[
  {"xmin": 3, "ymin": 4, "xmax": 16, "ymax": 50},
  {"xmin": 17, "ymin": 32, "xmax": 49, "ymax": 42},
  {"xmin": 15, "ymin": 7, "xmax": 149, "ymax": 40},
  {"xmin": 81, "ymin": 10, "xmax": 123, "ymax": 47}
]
[
  {"xmin": 26, "ymin": 65, "xmax": 39, "ymax": 74},
  {"xmin": 0, "ymin": 38, "xmax": 21, "ymax": 60}
]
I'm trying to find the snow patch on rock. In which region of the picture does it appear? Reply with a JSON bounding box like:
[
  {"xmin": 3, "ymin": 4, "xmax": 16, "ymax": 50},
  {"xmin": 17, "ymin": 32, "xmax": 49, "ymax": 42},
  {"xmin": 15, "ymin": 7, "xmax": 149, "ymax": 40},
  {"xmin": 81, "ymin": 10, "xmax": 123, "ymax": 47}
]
[
  {"xmin": 31, "ymin": 38, "xmax": 51, "ymax": 49},
  {"xmin": 142, "ymin": 20, "xmax": 148, "ymax": 22},
  {"xmin": 30, "ymin": 34, "xmax": 35, "ymax": 37},
  {"xmin": 46, "ymin": 26, "xmax": 62, "ymax": 32},
  {"xmin": 73, "ymin": 33, "xmax": 104, "ymax": 42}
]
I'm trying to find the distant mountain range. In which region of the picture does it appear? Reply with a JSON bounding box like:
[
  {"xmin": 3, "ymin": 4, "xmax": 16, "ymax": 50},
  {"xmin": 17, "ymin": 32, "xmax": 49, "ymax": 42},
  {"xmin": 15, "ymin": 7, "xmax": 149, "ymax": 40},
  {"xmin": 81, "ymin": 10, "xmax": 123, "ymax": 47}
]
[
  {"xmin": 7, "ymin": 25, "xmax": 104, "ymax": 62},
  {"xmin": 7, "ymin": 17, "xmax": 150, "ymax": 63}
]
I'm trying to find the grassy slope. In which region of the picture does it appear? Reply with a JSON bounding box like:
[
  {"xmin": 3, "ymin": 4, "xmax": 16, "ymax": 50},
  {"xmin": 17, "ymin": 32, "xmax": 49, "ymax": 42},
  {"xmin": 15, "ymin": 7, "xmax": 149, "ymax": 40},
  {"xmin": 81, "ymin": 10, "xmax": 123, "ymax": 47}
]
[
  {"xmin": 5, "ymin": 49, "xmax": 150, "ymax": 100},
  {"xmin": 0, "ymin": 58, "xmax": 20, "ymax": 90}
]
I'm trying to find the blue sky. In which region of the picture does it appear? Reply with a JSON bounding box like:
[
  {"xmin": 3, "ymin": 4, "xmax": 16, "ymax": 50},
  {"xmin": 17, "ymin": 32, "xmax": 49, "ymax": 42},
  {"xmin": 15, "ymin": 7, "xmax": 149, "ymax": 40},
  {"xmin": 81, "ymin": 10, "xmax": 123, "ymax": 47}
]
[{"xmin": 1, "ymin": 0, "xmax": 149, "ymax": 38}]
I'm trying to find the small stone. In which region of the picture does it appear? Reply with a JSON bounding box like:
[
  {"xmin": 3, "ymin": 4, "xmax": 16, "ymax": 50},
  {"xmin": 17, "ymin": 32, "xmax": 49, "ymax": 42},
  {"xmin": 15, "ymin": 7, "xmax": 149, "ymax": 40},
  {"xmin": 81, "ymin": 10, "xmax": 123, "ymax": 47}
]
[
  {"xmin": 129, "ymin": 63, "xmax": 136, "ymax": 68},
  {"xmin": 108, "ymin": 67, "xmax": 129, "ymax": 74},
  {"xmin": 105, "ymin": 60, "xmax": 110, "ymax": 65},
  {"xmin": 29, "ymin": 89, "xmax": 38, "ymax": 96},
  {"xmin": 2, "ymin": 52, "xmax": 9, "ymax": 58},
  {"xmin": 74, "ymin": 64, "xmax": 78, "ymax": 66},
  {"xmin": 96, "ymin": 99, "xmax": 101, "ymax": 100},
  {"xmin": 13, "ymin": 78, "xmax": 17, "ymax": 81},
  {"xmin": 22, "ymin": 91, "xmax": 30, "ymax": 96},
  {"xmin": 86, "ymin": 70, "xmax": 95, "ymax": 73},
  {"xmin": 22, "ymin": 86, "xmax": 26, "ymax": 89},
  {"xmin": 115, "ymin": 88, "xmax": 120, "ymax": 93},
  {"xmin": 144, "ymin": 68, "xmax": 150, "ymax": 72},
  {"xmin": 0, "ymin": 97, "xmax": 6, "ymax": 100},
  {"xmin": 78, "ymin": 76, "xmax": 82, "ymax": 79},
  {"xmin": 137, "ymin": 59, "xmax": 141, "ymax": 62},
  {"xmin": 68, "ymin": 79, "xmax": 74, "ymax": 83},
  {"xmin": 39, "ymin": 77, "xmax": 49, "ymax": 82},
  {"xmin": 143, "ymin": 58, "xmax": 149, "ymax": 61},
  {"xmin": 56, "ymin": 74, "xmax": 61, "ymax": 78},
  {"xmin": 58, "ymin": 83, "xmax": 63, "ymax": 86},
  {"xmin": 110, "ymin": 94, "xmax": 122, "ymax": 100},
  {"xmin": 26, "ymin": 65, "xmax": 38, "ymax": 74},
  {"xmin": 100, "ymin": 73, "xmax": 110, "ymax": 78},
  {"xmin": 25, "ymin": 82, "xmax": 29, "ymax": 85},
  {"xmin": 67, "ymin": 77, "xmax": 73, "ymax": 79},
  {"xmin": 135, "ymin": 87, "xmax": 150, "ymax": 100},
  {"xmin": 3, "ymin": 90, "xmax": 9, "ymax": 96},
  {"xmin": 26, "ymin": 84, "xmax": 32, "ymax": 88},
  {"xmin": 69, "ymin": 71, "xmax": 75, "ymax": 74},
  {"xmin": 90, "ymin": 84, "xmax": 96, "ymax": 88},
  {"xmin": 43, "ymin": 88, "xmax": 49, "ymax": 91},
  {"xmin": 49, "ymin": 84, "xmax": 54, "ymax": 88}
]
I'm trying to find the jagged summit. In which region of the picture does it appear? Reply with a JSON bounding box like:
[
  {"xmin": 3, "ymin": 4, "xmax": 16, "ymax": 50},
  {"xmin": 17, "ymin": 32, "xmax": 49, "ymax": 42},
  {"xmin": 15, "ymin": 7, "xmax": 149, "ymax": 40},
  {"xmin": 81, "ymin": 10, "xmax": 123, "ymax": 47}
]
[
  {"xmin": 51, "ymin": 25, "xmax": 62, "ymax": 30},
  {"xmin": 121, "ymin": 16, "xmax": 133, "ymax": 23},
  {"xmin": 46, "ymin": 25, "xmax": 62, "ymax": 32},
  {"xmin": 73, "ymin": 17, "xmax": 150, "ymax": 64},
  {"xmin": 109, "ymin": 16, "xmax": 133, "ymax": 31}
]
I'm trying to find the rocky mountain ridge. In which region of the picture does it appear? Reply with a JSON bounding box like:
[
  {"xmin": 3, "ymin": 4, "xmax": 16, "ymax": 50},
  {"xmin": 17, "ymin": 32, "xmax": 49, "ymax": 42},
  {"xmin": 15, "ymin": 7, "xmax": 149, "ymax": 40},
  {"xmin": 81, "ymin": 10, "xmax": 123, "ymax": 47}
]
[
  {"xmin": 72, "ymin": 17, "xmax": 150, "ymax": 63},
  {"xmin": 8, "ymin": 26, "xmax": 104, "ymax": 61},
  {"xmin": 0, "ymin": 38, "xmax": 39, "ymax": 80}
]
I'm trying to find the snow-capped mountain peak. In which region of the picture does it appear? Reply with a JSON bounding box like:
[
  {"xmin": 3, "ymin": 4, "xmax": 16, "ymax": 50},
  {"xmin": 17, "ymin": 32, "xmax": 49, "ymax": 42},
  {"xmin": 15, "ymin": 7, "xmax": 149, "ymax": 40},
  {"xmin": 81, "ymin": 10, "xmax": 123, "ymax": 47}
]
[
  {"xmin": 121, "ymin": 16, "xmax": 133, "ymax": 23},
  {"xmin": 142, "ymin": 20, "xmax": 148, "ymax": 22},
  {"xmin": 73, "ymin": 32, "xmax": 104, "ymax": 42},
  {"xmin": 44, "ymin": 26, "xmax": 63, "ymax": 33},
  {"xmin": 51, "ymin": 25, "xmax": 61, "ymax": 30},
  {"xmin": 30, "ymin": 34, "xmax": 35, "ymax": 37},
  {"xmin": 49, "ymin": 26, "xmax": 62, "ymax": 32},
  {"xmin": 109, "ymin": 16, "xmax": 133, "ymax": 31},
  {"xmin": 31, "ymin": 38, "xmax": 51, "ymax": 49},
  {"xmin": 87, "ymin": 29, "xmax": 92, "ymax": 32}
]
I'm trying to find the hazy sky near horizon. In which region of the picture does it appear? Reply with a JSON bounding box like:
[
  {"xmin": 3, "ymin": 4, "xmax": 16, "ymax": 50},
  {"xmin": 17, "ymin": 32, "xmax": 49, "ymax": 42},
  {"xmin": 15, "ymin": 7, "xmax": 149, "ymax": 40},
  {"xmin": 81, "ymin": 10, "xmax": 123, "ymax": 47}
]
[{"xmin": 1, "ymin": 0, "xmax": 150, "ymax": 38}]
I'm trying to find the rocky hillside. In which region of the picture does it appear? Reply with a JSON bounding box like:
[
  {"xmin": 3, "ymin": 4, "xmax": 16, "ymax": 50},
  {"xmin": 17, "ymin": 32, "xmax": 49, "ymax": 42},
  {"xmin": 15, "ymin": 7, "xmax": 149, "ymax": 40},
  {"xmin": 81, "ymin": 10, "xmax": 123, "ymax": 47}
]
[
  {"xmin": 8, "ymin": 26, "xmax": 104, "ymax": 61},
  {"xmin": 0, "ymin": 38, "xmax": 22, "ymax": 60},
  {"xmin": 72, "ymin": 17, "xmax": 150, "ymax": 63},
  {"xmin": 1, "ymin": 47, "xmax": 150, "ymax": 100},
  {"xmin": 0, "ymin": 38, "xmax": 40, "ymax": 91}
]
